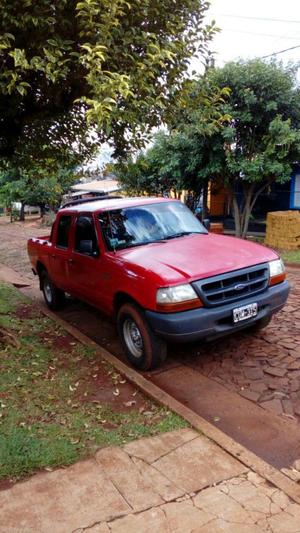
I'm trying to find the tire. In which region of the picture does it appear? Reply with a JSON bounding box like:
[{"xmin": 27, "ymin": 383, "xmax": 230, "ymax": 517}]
[
  {"xmin": 117, "ymin": 302, "xmax": 167, "ymax": 371},
  {"xmin": 40, "ymin": 270, "xmax": 65, "ymax": 311},
  {"xmin": 249, "ymin": 315, "xmax": 272, "ymax": 333}
]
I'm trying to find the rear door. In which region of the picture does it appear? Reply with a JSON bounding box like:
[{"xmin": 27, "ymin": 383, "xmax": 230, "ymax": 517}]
[
  {"xmin": 49, "ymin": 213, "xmax": 73, "ymax": 291},
  {"xmin": 67, "ymin": 213, "xmax": 105, "ymax": 306}
]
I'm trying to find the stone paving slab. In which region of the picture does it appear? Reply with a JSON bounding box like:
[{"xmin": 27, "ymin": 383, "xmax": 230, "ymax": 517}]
[
  {"xmin": 0, "ymin": 263, "xmax": 31, "ymax": 287},
  {"xmin": 3, "ymin": 428, "xmax": 299, "ymax": 533},
  {"xmin": 152, "ymin": 435, "xmax": 247, "ymax": 493},
  {"xmin": 0, "ymin": 458, "xmax": 131, "ymax": 533},
  {"xmin": 123, "ymin": 427, "xmax": 197, "ymax": 463},
  {"xmin": 102, "ymin": 470, "xmax": 300, "ymax": 533}
]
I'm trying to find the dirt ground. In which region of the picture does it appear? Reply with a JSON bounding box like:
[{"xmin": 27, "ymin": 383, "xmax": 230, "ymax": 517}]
[{"xmin": 0, "ymin": 216, "xmax": 49, "ymax": 280}]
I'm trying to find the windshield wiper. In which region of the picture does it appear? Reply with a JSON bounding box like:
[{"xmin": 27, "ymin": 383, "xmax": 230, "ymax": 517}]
[
  {"xmin": 123, "ymin": 239, "xmax": 167, "ymax": 249},
  {"xmin": 165, "ymin": 231, "xmax": 204, "ymax": 240}
]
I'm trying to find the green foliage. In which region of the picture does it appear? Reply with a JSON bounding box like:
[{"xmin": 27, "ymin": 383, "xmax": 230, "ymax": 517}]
[
  {"xmin": 208, "ymin": 60, "xmax": 300, "ymax": 236},
  {"xmin": 116, "ymin": 130, "xmax": 223, "ymax": 196},
  {"xmin": 0, "ymin": 282, "xmax": 187, "ymax": 480},
  {"xmin": 0, "ymin": 164, "xmax": 78, "ymax": 212},
  {"xmin": 119, "ymin": 60, "xmax": 300, "ymax": 237},
  {"xmin": 279, "ymin": 250, "xmax": 300, "ymax": 264},
  {"xmin": 0, "ymin": 0, "xmax": 217, "ymax": 163}
]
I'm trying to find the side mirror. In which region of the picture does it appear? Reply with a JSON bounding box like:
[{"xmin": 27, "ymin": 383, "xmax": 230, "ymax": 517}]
[
  {"xmin": 203, "ymin": 218, "xmax": 210, "ymax": 231},
  {"xmin": 78, "ymin": 239, "xmax": 98, "ymax": 256}
]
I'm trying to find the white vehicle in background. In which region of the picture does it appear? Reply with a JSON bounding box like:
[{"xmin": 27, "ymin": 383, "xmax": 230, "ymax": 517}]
[{"xmin": 12, "ymin": 203, "xmax": 40, "ymax": 215}]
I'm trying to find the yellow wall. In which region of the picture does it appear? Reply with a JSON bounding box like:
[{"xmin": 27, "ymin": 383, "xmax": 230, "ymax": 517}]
[{"xmin": 208, "ymin": 185, "xmax": 229, "ymax": 216}]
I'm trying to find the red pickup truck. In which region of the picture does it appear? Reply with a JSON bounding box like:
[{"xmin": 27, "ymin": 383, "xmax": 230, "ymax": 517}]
[{"xmin": 28, "ymin": 197, "xmax": 289, "ymax": 370}]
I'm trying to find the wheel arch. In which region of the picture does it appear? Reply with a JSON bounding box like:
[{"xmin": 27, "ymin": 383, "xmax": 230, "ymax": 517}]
[
  {"xmin": 36, "ymin": 261, "xmax": 47, "ymax": 289},
  {"xmin": 113, "ymin": 291, "xmax": 141, "ymax": 318}
]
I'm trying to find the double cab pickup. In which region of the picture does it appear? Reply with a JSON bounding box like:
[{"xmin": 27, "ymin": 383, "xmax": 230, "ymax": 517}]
[{"xmin": 28, "ymin": 197, "xmax": 290, "ymax": 370}]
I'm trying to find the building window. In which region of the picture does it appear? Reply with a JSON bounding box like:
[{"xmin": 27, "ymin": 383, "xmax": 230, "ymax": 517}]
[{"xmin": 290, "ymin": 173, "xmax": 300, "ymax": 209}]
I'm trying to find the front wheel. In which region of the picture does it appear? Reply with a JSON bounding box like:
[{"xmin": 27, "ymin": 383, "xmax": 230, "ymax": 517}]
[
  {"xmin": 117, "ymin": 303, "xmax": 167, "ymax": 371},
  {"xmin": 41, "ymin": 271, "xmax": 65, "ymax": 311}
]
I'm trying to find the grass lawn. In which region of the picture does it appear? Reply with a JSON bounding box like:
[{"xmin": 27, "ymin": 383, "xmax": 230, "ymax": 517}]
[
  {"xmin": 279, "ymin": 249, "xmax": 300, "ymax": 264},
  {"xmin": 246, "ymin": 236, "xmax": 300, "ymax": 265},
  {"xmin": 0, "ymin": 282, "xmax": 186, "ymax": 482}
]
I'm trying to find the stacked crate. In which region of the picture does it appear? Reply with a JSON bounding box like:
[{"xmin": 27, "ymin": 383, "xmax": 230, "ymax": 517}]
[{"xmin": 265, "ymin": 211, "xmax": 300, "ymax": 250}]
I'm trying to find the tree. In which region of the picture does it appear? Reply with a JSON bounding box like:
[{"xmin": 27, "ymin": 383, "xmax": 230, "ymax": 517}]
[
  {"xmin": 0, "ymin": 0, "xmax": 217, "ymax": 164},
  {"xmin": 116, "ymin": 131, "xmax": 213, "ymax": 202},
  {"xmin": 119, "ymin": 60, "xmax": 300, "ymax": 237},
  {"xmin": 0, "ymin": 163, "xmax": 78, "ymax": 220},
  {"xmin": 204, "ymin": 60, "xmax": 300, "ymax": 237}
]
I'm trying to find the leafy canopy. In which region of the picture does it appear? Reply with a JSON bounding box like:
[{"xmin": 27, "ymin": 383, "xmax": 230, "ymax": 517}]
[
  {"xmin": 0, "ymin": 0, "xmax": 217, "ymax": 163},
  {"xmin": 117, "ymin": 60, "xmax": 300, "ymax": 237}
]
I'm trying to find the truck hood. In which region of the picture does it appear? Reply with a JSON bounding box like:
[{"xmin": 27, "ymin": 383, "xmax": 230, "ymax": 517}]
[{"xmin": 117, "ymin": 233, "xmax": 278, "ymax": 285}]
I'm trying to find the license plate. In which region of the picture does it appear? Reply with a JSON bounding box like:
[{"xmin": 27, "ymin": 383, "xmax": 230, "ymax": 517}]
[{"xmin": 233, "ymin": 303, "xmax": 258, "ymax": 323}]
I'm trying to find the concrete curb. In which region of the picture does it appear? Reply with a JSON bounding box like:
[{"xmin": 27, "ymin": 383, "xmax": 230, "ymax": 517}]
[{"xmin": 30, "ymin": 302, "xmax": 300, "ymax": 506}]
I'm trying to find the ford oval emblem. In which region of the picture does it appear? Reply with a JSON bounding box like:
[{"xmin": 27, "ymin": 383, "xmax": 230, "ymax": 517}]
[{"xmin": 234, "ymin": 283, "xmax": 246, "ymax": 291}]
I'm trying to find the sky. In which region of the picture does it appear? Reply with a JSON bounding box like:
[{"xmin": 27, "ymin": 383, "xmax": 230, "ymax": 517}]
[{"xmin": 200, "ymin": 0, "xmax": 300, "ymax": 70}]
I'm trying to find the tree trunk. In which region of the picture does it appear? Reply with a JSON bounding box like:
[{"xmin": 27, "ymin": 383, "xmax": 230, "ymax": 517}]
[
  {"xmin": 229, "ymin": 181, "xmax": 271, "ymax": 238},
  {"xmin": 19, "ymin": 202, "xmax": 25, "ymax": 222},
  {"xmin": 202, "ymin": 182, "xmax": 209, "ymax": 221},
  {"xmin": 231, "ymin": 192, "xmax": 242, "ymax": 237},
  {"xmin": 241, "ymin": 184, "xmax": 254, "ymax": 238}
]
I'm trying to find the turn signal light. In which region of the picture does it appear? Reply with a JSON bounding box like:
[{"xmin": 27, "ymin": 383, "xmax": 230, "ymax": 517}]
[
  {"xmin": 156, "ymin": 299, "xmax": 203, "ymax": 312},
  {"xmin": 269, "ymin": 272, "xmax": 286, "ymax": 286}
]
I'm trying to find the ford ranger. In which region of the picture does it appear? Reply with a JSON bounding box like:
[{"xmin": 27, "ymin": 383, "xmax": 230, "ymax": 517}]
[{"xmin": 28, "ymin": 197, "xmax": 290, "ymax": 370}]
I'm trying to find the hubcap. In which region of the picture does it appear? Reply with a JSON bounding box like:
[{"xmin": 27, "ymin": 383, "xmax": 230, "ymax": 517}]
[
  {"xmin": 44, "ymin": 279, "xmax": 53, "ymax": 303},
  {"xmin": 123, "ymin": 319, "xmax": 143, "ymax": 358}
]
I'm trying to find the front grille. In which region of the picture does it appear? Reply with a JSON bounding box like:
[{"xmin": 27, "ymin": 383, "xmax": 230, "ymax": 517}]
[{"xmin": 192, "ymin": 263, "xmax": 269, "ymax": 307}]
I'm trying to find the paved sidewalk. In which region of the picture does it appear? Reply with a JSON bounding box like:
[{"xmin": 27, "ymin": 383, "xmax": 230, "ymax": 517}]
[{"xmin": 2, "ymin": 428, "xmax": 300, "ymax": 533}]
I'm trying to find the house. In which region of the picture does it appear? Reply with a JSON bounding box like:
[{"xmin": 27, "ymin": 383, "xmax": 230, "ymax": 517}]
[
  {"xmin": 71, "ymin": 177, "xmax": 120, "ymax": 197},
  {"xmin": 208, "ymin": 165, "xmax": 300, "ymax": 232}
]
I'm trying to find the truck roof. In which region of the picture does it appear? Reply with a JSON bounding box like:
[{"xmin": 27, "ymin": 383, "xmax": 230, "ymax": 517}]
[{"xmin": 59, "ymin": 196, "xmax": 174, "ymax": 214}]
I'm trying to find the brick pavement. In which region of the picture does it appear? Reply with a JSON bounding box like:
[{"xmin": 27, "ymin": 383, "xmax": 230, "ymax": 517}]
[
  {"xmin": 2, "ymin": 428, "xmax": 300, "ymax": 533},
  {"xmin": 174, "ymin": 269, "xmax": 300, "ymax": 424}
]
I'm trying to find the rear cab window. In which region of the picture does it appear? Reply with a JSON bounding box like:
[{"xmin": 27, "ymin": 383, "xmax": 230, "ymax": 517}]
[{"xmin": 56, "ymin": 215, "xmax": 72, "ymax": 249}]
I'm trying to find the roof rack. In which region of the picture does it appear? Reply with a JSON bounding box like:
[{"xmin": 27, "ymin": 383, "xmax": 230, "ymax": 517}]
[{"xmin": 61, "ymin": 195, "xmax": 122, "ymax": 209}]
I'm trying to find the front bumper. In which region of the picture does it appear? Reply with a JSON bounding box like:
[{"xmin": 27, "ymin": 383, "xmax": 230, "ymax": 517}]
[{"xmin": 145, "ymin": 280, "xmax": 290, "ymax": 342}]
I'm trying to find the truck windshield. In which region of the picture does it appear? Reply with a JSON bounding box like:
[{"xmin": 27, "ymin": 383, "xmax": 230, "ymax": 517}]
[{"xmin": 99, "ymin": 201, "xmax": 207, "ymax": 251}]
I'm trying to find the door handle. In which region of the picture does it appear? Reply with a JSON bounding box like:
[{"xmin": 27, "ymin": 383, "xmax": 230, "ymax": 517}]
[
  {"xmin": 68, "ymin": 258, "xmax": 75, "ymax": 264},
  {"xmin": 51, "ymin": 254, "xmax": 56, "ymax": 259}
]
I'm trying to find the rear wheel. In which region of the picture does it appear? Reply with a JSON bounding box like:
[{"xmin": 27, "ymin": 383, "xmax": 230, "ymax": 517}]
[
  {"xmin": 117, "ymin": 302, "xmax": 167, "ymax": 370},
  {"xmin": 41, "ymin": 271, "xmax": 65, "ymax": 311}
]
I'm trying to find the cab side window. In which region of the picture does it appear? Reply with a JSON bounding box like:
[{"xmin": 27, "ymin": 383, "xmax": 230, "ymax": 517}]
[
  {"xmin": 75, "ymin": 215, "xmax": 99, "ymax": 256},
  {"xmin": 56, "ymin": 215, "xmax": 72, "ymax": 249}
]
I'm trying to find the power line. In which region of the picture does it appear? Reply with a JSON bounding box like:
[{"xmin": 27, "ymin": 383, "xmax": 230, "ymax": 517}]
[
  {"xmin": 259, "ymin": 44, "xmax": 300, "ymax": 59},
  {"xmin": 222, "ymin": 28, "xmax": 300, "ymax": 40},
  {"xmin": 218, "ymin": 14, "xmax": 300, "ymax": 24}
]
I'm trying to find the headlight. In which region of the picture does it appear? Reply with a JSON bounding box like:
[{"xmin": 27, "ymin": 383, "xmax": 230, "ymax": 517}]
[
  {"xmin": 156, "ymin": 284, "xmax": 202, "ymax": 312},
  {"xmin": 269, "ymin": 259, "xmax": 286, "ymax": 286}
]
